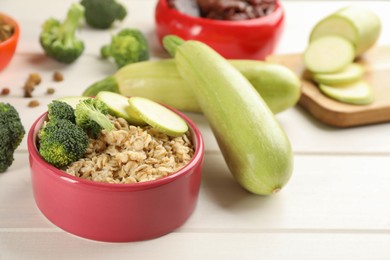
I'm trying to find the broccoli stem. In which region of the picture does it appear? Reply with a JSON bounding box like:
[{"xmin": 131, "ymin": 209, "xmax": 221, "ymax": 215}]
[
  {"xmin": 79, "ymin": 102, "xmax": 114, "ymax": 131},
  {"xmin": 61, "ymin": 3, "xmax": 84, "ymax": 47},
  {"xmin": 90, "ymin": 112, "xmax": 114, "ymax": 131}
]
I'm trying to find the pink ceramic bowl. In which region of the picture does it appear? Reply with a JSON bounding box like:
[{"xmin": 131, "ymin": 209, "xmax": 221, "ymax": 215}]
[
  {"xmin": 27, "ymin": 109, "xmax": 204, "ymax": 242},
  {"xmin": 155, "ymin": 0, "xmax": 285, "ymax": 60},
  {"xmin": 0, "ymin": 13, "xmax": 20, "ymax": 71}
]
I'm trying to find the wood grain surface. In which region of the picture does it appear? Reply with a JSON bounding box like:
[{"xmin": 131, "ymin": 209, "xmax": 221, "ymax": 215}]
[{"xmin": 267, "ymin": 45, "xmax": 390, "ymax": 127}]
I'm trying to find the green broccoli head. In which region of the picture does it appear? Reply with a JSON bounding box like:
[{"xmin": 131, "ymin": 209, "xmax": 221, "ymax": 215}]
[
  {"xmin": 48, "ymin": 100, "xmax": 76, "ymax": 123},
  {"xmin": 0, "ymin": 103, "xmax": 25, "ymax": 173},
  {"xmin": 0, "ymin": 103, "xmax": 25, "ymax": 150},
  {"xmin": 0, "ymin": 128, "xmax": 15, "ymax": 173},
  {"xmin": 75, "ymin": 98, "xmax": 114, "ymax": 138},
  {"xmin": 101, "ymin": 28, "xmax": 149, "ymax": 68},
  {"xmin": 40, "ymin": 3, "xmax": 85, "ymax": 63},
  {"xmin": 38, "ymin": 119, "xmax": 89, "ymax": 168},
  {"xmin": 81, "ymin": 0, "xmax": 127, "ymax": 29}
]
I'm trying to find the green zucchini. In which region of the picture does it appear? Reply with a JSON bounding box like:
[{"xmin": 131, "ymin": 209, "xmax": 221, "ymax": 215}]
[
  {"xmin": 164, "ymin": 36, "xmax": 293, "ymax": 195},
  {"xmin": 83, "ymin": 59, "xmax": 301, "ymax": 114}
]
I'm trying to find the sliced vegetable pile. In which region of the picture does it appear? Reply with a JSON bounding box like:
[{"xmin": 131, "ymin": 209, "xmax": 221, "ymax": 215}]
[
  {"xmin": 304, "ymin": 6, "xmax": 381, "ymax": 105},
  {"xmin": 163, "ymin": 35, "xmax": 293, "ymax": 195},
  {"xmin": 38, "ymin": 95, "xmax": 189, "ymax": 168}
]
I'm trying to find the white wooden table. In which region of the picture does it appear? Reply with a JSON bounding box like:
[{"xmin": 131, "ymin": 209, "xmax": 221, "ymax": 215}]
[{"xmin": 1, "ymin": 1, "xmax": 390, "ymax": 259}]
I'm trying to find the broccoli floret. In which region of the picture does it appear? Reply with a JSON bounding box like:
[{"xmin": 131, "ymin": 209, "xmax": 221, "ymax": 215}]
[
  {"xmin": 0, "ymin": 128, "xmax": 15, "ymax": 173},
  {"xmin": 75, "ymin": 98, "xmax": 114, "ymax": 137},
  {"xmin": 40, "ymin": 3, "xmax": 85, "ymax": 63},
  {"xmin": 81, "ymin": 0, "xmax": 127, "ymax": 29},
  {"xmin": 48, "ymin": 100, "xmax": 76, "ymax": 123},
  {"xmin": 100, "ymin": 28, "xmax": 149, "ymax": 68},
  {"xmin": 38, "ymin": 119, "xmax": 89, "ymax": 168},
  {"xmin": 0, "ymin": 103, "xmax": 25, "ymax": 173}
]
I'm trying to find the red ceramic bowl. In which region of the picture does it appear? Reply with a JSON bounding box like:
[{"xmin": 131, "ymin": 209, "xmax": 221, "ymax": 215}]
[
  {"xmin": 27, "ymin": 110, "xmax": 204, "ymax": 242},
  {"xmin": 155, "ymin": 0, "xmax": 285, "ymax": 60},
  {"xmin": 0, "ymin": 13, "xmax": 20, "ymax": 71}
]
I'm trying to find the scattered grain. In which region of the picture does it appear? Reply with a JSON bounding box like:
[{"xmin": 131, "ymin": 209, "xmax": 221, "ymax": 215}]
[
  {"xmin": 46, "ymin": 87, "xmax": 55, "ymax": 94},
  {"xmin": 1, "ymin": 88, "xmax": 10, "ymax": 95},
  {"xmin": 53, "ymin": 71, "xmax": 64, "ymax": 82},
  {"xmin": 27, "ymin": 99, "xmax": 40, "ymax": 107},
  {"xmin": 28, "ymin": 73, "xmax": 41, "ymax": 85},
  {"xmin": 24, "ymin": 73, "xmax": 42, "ymax": 97}
]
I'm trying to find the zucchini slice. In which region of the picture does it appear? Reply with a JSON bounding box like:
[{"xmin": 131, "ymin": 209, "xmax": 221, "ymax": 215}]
[
  {"xmin": 128, "ymin": 97, "xmax": 188, "ymax": 137},
  {"xmin": 96, "ymin": 91, "xmax": 145, "ymax": 125},
  {"xmin": 304, "ymin": 36, "xmax": 355, "ymax": 74},
  {"xmin": 319, "ymin": 80, "xmax": 374, "ymax": 105},
  {"xmin": 313, "ymin": 63, "xmax": 364, "ymax": 85}
]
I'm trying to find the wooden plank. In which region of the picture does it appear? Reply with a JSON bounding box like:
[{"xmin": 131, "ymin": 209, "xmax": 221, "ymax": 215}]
[
  {"xmin": 267, "ymin": 46, "xmax": 390, "ymax": 127},
  {"xmin": 190, "ymin": 153, "xmax": 390, "ymax": 230},
  {"xmin": 276, "ymin": 108, "xmax": 390, "ymax": 154},
  {"xmin": 1, "ymin": 231, "xmax": 390, "ymax": 260},
  {"xmin": 2, "ymin": 153, "xmax": 390, "ymax": 231}
]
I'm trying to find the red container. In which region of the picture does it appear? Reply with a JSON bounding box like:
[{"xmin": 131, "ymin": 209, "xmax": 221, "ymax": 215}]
[
  {"xmin": 28, "ymin": 110, "xmax": 204, "ymax": 242},
  {"xmin": 0, "ymin": 13, "xmax": 20, "ymax": 71},
  {"xmin": 155, "ymin": 0, "xmax": 285, "ymax": 60}
]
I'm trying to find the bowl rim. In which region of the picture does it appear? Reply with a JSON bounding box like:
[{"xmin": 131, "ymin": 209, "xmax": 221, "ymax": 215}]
[
  {"xmin": 27, "ymin": 108, "xmax": 204, "ymax": 192},
  {"xmin": 157, "ymin": 0, "xmax": 283, "ymax": 27},
  {"xmin": 0, "ymin": 12, "xmax": 20, "ymax": 48}
]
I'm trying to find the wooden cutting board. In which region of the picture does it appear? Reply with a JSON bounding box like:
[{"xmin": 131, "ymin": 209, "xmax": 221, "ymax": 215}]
[{"xmin": 267, "ymin": 46, "xmax": 390, "ymax": 127}]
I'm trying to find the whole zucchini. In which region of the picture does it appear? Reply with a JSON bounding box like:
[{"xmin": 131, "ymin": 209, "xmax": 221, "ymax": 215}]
[
  {"xmin": 164, "ymin": 36, "xmax": 293, "ymax": 195},
  {"xmin": 83, "ymin": 59, "xmax": 301, "ymax": 114}
]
